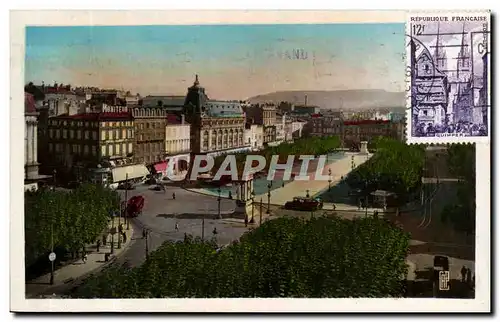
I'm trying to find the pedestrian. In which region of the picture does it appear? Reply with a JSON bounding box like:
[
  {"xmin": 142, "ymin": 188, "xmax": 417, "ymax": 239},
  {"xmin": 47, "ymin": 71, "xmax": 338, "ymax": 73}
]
[
  {"xmin": 118, "ymin": 223, "xmax": 123, "ymax": 234},
  {"xmin": 102, "ymin": 234, "xmax": 107, "ymax": 246},
  {"xmin": 96, "ymin": 239, "xmax": 101, "ymax": 252},
  {"xmin": 82, "ymin": 252, "xmax": 88, "ymax": 264},
  {"xmin": 142, "ymin": 228, "xmax": 147, "ymax": 239},
  {"xmin": 228, "ymin": 191, "xmax": 232, "ymax": 199},
  {"xmin": 122, "ymin": 231, "xmax": 127, "ymax": 243},
  {"xmin": 244, "ymin": 215, "xmax": 248, "ymax": 227},
  {"xmin": 184, "ymin": 232, "xmax": 188, "ymax": 242},
  {"xmin": 172, "ymin": 192, "xmax": 176, "ymax": 200},
  {"xmin": 461, "ymin": 265, "xmax": 467, "ymax": 283},
  {"xmin": 213, "ymin": 227, "xmax": 218, "ymax": 235},
  {"xmin": 282, "ymin": 182, "xmax": 285, "ymax": 188},
  {"xmin": 175, "ymin": 222, "xmax": 179, "ymax": 231},
  {"xmin": 466, "ymin": 268, "xmax": 472, "ymax": 285}
]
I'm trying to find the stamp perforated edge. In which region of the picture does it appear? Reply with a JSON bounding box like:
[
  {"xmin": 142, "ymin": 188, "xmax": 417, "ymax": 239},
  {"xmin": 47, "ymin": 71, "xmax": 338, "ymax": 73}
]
[{"xmin": 404, "ymin": 10, "xmax": 491, "ymax": 145}]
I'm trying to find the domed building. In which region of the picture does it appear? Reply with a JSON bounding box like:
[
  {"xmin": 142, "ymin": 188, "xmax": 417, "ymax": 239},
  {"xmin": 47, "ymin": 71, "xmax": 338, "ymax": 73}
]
[{"xmin": 183, "ymin": 75, "xmax": 251, "ymax": 157}]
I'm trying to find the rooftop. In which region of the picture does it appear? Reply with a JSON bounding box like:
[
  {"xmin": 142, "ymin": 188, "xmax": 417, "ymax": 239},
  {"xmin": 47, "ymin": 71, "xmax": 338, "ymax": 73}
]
[
  {"xmin": 343, "ymin": 120, "xmax": 391, "ymax": 126},
  {"xmin": 52, "ymin": 112, "xmax": 133, "ymax": 121},
  {"xmin": 205, "ymin": 101, "xmax": 244, "ymax": 118}
]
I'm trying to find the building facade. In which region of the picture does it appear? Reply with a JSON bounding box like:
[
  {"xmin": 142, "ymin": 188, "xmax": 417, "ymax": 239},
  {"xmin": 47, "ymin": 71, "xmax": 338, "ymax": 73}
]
[
  {"xmin": 342, "ymin": 120, "xmax": 403, "ymax": 149},
  {"xmin": 131, "ymin": 106, "xmax": 169, "ymax": 165},
  {"xmin": 245, "ymin": 103, "xmax": 278, "ymax": 144},
  {"xmin": 25, "ymin": 93, "xmax": 51, "ymax": 190},
  {"xmin": 308, "ymin": 112, "xmax": 344, "ymax": 137},
  {"xmin": 183, "ymin": 75, "xmax": 250, "ymax": 157},
  {"xmin": 46, "ymin": 108, "xmax": 136, "ymax": 182},
  {"xmin": 245, "ymin": 123, "xmax": 264, "ymax": 151},
  {"xmin": 410, "ymin": 39, "xmax": 450, "ymax": 133}
]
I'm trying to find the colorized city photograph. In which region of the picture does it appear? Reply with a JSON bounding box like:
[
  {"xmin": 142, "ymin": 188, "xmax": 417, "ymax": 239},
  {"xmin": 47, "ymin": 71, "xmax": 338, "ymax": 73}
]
[{"xmin": 22, "ymin": 22, "xmax": 476, "ymax": 301}]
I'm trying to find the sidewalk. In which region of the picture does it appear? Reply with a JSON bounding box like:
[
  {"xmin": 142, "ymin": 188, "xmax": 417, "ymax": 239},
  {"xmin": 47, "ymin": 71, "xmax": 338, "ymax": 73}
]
[{"xmin": 25, "ymin": 217, "xmax": 134, "ymax": 298}]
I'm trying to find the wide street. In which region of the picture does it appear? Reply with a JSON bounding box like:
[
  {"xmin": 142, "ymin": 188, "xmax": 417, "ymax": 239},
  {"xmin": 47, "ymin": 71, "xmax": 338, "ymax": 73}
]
[{"xmin": 114, "ymin": 184, "xmax": 250, "ymax": 268}]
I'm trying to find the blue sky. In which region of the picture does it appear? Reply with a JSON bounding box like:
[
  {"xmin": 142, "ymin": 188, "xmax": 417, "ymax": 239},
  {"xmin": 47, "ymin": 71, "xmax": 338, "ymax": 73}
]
[{"xmin": 25, "ymin": 23, "xmax": 405, "ymax": 100}]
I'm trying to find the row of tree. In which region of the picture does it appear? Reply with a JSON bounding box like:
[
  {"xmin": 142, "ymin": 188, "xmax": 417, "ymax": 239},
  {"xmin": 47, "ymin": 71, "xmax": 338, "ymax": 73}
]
[
  {"xmin": 76, "ymin": 215, "xmax": 410, "ymax": 298},
  {"xmin": 346, "ymin": 137, "xmax": 426, "ymax": 197},
  {"xmin": 25, "ymin": 184, "xmax": 121, "ymax": 267},
  {"xmin": 212, "ymin": 136, "xmax": 342, "ymax": 175}
]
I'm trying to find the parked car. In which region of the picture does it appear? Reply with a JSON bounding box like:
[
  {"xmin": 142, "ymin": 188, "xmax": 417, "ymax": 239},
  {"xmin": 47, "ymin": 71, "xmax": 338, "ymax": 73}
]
[
  {"xmin": 145, "ymin": 177, "xmax": 158, "ymax": 185},
  {"xmin": 284, "ymin": 197, "xmax": 323, "ymax": 211},
  {"xmin": 127, "ymin": 195, "xmax": 145, "ymax": 217},
  {"xmin": 151, "ymin": 184, "xmax": 165, "ymax": 191}
]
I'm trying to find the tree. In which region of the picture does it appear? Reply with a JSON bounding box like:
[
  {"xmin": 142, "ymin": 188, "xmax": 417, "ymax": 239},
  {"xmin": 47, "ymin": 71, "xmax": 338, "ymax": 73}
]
[
  {"xmin": 76, "ymin": 216, "xmax": 409, "ymax": 298},
  {"xmin": 346, "ymin": 137, "xmax": 425, "ymax": 197},
  {"xmin": 24, "ymin": 184, "xmax": 120, "ymax": 268}
]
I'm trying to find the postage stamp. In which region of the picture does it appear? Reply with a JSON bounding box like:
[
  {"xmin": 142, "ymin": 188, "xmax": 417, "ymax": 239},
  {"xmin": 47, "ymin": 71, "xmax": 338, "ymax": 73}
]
[{"xmin": 405, "ymin": 11, "xmax": 491, "ymax": 144}]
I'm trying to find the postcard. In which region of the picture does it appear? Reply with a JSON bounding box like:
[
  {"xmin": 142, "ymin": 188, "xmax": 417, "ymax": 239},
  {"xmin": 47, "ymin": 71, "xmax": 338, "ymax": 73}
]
[{"xmin": 11, "ymin": 10, "xmax": 490, "ymax": 313}]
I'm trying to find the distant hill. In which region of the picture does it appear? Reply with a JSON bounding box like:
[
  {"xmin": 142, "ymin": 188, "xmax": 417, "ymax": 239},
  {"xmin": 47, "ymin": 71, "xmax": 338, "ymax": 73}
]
[{"xmin": 247, "ymin": 90, "xmax": 405, "ymax": 111}]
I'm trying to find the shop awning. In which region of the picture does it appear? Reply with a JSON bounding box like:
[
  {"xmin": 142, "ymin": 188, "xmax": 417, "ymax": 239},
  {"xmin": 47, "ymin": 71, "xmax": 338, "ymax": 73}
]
[
  {"xmin": 154, "ymin": 161, "xmax": 168, "ymax": 173},
  {"xmin": 111, "ymin": 164, "xmax": 150, "ymax": 183}
]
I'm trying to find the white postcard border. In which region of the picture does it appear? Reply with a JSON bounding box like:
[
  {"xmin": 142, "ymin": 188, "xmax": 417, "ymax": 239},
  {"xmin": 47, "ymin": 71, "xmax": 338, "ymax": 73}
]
[{"xmin": 10, "ymin": 10, "xmax": 491, "ymax": 313}]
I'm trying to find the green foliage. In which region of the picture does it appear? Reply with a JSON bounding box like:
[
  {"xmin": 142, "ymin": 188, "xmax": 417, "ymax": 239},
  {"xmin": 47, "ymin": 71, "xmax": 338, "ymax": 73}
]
[
  {"xmin": 76, "ymin": 216, "xmax": 409, "ymax": 298},
  {"xmin": 347, "ymin": 137, "xmax": 425, "ymax": 195},
  {"xmin": 24, "ymin": 184, "xmax": 120, "ymax": 266},
  {"xmin": 213, "ymin": 136, "xmax": 342, "ymax": 174}
]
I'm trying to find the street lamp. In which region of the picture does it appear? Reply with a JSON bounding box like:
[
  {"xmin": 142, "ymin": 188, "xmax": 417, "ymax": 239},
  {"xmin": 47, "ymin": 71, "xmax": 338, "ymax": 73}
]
[
  {"xmin": 52, "ymin": 169, "xmax": 57, "ymax": 187},
  {"xmin": 306, "ymin": 189, "xmax": 310, "ymax": 198},
  {"xmin": 260, "ymin": 198, "xmax": 263, "ymax": 225},
  {"xmin": 328, "ymin": 168, "xmax": 332, "ymax": 191},
  {"xmin": 217, "ymin": 187, "xmax": 222, "ymax": 219},
  {"xmin": 250, "ymin": 190, "xmax": 255, "ymax": 224},
  {"xmin": 267, "ymin": 182, "xmax": 272, "ymax": 214},
  {"xmin": 364, "ymin": 180, "xmax": 369, "ymax": 217},
  {"xmin": 125, "ymin": 173, "xmax": 130, "ymax": 230}
]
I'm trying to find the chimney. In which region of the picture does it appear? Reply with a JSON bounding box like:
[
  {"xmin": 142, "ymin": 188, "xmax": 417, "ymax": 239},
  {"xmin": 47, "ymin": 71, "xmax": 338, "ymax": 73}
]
[
  {"xmin": 181, "ymin": 114, "xmax": 185, "ymax": 124},
  {"xmin": 304, "ymin": 95, "xmax": 308, "ymax": 107}
]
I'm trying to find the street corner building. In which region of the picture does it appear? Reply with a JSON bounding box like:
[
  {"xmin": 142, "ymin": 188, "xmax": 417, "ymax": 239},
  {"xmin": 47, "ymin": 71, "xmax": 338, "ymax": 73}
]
[
  {"xmin": 44, "ymin": 105, "xmax": 149, "ymax": 186},
  {"xmin": 183, "ymin": 75, "xmax": 251, "ymax": 161}
]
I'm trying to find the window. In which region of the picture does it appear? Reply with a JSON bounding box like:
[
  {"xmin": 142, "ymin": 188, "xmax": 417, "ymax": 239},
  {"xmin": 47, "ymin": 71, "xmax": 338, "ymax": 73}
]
[
  {"xmin": 49, "ymin": 129, "xmax": 54, "ymax": 138},
  {"xmin": 101, "ymin": 130, "xmax": 106, "ymax": 140},
  {"xmin": 92, "ymin": 145, "xmax": 97, "ymax": 156},
  {"xmin": 63, "ymin": 130, "xmax": 67, "ymax": 139},
  {"xmin": 122, "ymin": 129, "xmax": 127, "ymax": 139},
  {"xmin": 140, "ymin": 123, "xmax": 144, "ymax": 130},
  {"xmin": 128, "ymin": 143, "xmax": 133, "ymax": 153},
  {"xmin": 122, "ymin": 143, "xmax": 127, "ymax": 154},
  {"xmin": 48, "ymin": 143, "xmax": 53, "ymax": 152},
  {"xmin": 115, "ymin": 144, "xmax": 121, "ymax": 155},
  {"xmin": 109, "ymin": 130, "xmax": 114, "ymax": 140},
  {"xmin": 84, "ymin": 131, "xmax": 89, "ymax": 140},
  {"xmin": 102, "ymin": 122, "xmax": 107, "ymax": 127},
  {"xmin": 108, "ymin": 144, "xmax": 113, "ymax": 156},
  {"xmin": 101, "ymin": 145, "xmax": 107, "ymax": 156},
  {"xmin": 146, "ymin": 123, "xmax": 150, "ymax": 129},
  {"xmin": 77, "ymin": 130, "xmax": 82, "ymax": 139},
  {"xmin": 84, "ymin": 145, "xmax": 89, "ymax": 155},
  {"xmin": 72, "ymin": 144, "xmax": 78, "ymax": 154}
]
